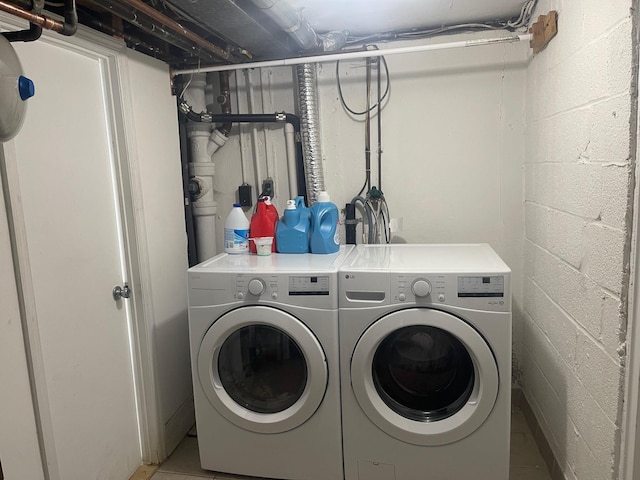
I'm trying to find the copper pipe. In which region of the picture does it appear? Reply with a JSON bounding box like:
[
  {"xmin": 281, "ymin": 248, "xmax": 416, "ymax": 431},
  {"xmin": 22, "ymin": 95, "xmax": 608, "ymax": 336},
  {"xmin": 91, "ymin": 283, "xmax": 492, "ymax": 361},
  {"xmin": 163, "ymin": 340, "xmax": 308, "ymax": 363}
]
[
  {"xmin": 116, "ymin": 0, "xmax": 232, "ymax": 61},
  {"xmin": 0, "ymin": 0, "xmax": 65, "ymax": 32}
]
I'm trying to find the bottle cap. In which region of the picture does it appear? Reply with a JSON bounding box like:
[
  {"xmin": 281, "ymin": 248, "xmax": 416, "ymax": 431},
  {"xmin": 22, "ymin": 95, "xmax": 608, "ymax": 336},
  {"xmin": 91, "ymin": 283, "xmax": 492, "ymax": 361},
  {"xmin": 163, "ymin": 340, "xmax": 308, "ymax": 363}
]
[
  {"xmin": 263, "ymin": 196, "xmax": 272, "ymax": 205},
  {"xmin": 286, "ymin": 200, "xmax": 296, "ymax": 210},
  {"xmin": 233, "ymin": 203, "xmax": 241, "ymax": 207},
  {"xmin": 317, "ymin": 191, "xmax": 330, "ymax": 203}
]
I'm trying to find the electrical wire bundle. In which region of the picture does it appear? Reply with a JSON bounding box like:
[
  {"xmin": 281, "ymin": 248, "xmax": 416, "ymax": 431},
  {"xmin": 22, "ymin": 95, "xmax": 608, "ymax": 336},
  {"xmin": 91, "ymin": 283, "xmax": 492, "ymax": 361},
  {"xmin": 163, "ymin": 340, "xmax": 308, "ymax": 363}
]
[
  {"xmin": 338, "ymin": 46, "xmax": 391, "ymax": 244},
  {"xmin": 344, "ymin": 0, "xmax": 538, "ymax": 46}
]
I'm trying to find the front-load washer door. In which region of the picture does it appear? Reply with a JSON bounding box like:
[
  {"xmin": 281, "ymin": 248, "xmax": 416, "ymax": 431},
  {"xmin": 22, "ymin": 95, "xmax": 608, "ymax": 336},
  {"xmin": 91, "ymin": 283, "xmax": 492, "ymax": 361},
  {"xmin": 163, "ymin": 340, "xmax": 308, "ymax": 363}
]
[
  {"xmin": 350, "ymin": 308, "xmax": 499, "ymax": 446},
  {"xmin": 197, "ymin": 305, "xmax": 328, "ymax": 434}
]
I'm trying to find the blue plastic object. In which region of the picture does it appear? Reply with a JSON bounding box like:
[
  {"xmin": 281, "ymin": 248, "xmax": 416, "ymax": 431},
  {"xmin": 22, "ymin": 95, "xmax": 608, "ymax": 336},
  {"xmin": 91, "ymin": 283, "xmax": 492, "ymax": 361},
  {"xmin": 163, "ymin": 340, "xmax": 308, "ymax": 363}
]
[
  {"xmin": 276, "ymin": 199, "xmax": 310, "ymax": 253},
  {"xmin": 309, "ymin": 191, "xmax": 340, "ymax": 254},
  {"xmin": 18, "ymin": 75, "xmax": 35, "ymax": 101}
]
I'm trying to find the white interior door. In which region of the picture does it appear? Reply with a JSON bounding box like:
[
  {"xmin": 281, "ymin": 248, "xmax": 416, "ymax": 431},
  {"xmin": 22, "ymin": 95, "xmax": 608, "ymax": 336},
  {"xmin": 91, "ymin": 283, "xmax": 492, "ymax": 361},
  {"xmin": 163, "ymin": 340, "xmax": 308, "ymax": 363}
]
[{"xmin": 5, "ymin": 36, "xmax": 141, "ymax": 479}]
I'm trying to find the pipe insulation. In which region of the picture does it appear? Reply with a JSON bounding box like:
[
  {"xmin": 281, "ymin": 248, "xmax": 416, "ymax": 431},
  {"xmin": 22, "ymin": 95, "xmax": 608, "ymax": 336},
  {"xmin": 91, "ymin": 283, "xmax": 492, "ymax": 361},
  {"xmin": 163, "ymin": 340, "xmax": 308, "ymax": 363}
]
[{"xmin": 295, "ymin": 63, "xmax": 324, "ymax": 203}]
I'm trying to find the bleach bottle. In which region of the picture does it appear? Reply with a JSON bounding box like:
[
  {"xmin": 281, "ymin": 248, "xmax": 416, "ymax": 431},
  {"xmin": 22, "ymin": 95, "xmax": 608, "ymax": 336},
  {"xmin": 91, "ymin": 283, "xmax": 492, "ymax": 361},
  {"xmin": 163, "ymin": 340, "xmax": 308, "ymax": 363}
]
[
  {"xmin": 249, "ymin": 196, "xmax": 279, "ymax": 253},
  {"xmin": 224, "ymin": 203, "xmax": 250, "ymax": 254},
  {"xmin": 276, "ymin": 199, "xmax": 310, "ymax": 253},
  {"xmin": 309, "ymin": 191, "xmax": 340, "ymax": 254}
]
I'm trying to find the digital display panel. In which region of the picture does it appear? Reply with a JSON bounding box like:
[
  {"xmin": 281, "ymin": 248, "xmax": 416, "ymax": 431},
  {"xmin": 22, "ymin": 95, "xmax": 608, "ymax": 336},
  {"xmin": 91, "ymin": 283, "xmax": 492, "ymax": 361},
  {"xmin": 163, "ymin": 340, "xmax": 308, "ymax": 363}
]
[
  {"xmin": 458, "ymin": 276, "xmax": 504, "ymax": 297},
  {"xmin": 289, "ymin": 276, "xmax": 330, "ymax": 295}
]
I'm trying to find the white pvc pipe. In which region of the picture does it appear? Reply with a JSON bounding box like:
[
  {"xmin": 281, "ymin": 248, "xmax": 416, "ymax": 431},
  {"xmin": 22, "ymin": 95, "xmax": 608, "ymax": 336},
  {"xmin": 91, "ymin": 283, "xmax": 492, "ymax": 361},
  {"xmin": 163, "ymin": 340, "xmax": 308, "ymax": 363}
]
[
  {"xmin": 284, "ymin": 123, "xmax": 297, "ymax": 199},
  {"xmin": 174, "ymin": 33, "xmax": 533, "ymax": 75}
]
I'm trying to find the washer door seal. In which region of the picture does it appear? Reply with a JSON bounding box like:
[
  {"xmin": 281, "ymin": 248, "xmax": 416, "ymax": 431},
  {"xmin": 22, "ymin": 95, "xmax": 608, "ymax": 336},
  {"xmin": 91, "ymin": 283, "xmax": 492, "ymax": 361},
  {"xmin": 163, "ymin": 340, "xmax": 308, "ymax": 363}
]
[
  {"xmin": 198, "ymin": 305, "xmax": 328, "ymax": 434},
  {"xmin": 350, "ymin": 308, "xmax": 499, "ymax": 446}
]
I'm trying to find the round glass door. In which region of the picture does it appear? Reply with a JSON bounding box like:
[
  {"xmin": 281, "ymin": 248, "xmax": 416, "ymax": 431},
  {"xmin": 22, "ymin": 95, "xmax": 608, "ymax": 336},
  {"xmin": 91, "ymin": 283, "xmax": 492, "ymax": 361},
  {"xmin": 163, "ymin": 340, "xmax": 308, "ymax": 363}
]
[
  {"xmin": 218, "ymin": 324, "xmax": 307, "ymax": 414},
  {"xmin": 350, "ymin": 308, "xmax": 499, "ymax": 446},
  {"xmin": 198, "ymin": 306, "xmax": 328, "ymax": 434},
  {"xmin": 372, "ymin": 325, "xmax": 475, "ymax": 422}
]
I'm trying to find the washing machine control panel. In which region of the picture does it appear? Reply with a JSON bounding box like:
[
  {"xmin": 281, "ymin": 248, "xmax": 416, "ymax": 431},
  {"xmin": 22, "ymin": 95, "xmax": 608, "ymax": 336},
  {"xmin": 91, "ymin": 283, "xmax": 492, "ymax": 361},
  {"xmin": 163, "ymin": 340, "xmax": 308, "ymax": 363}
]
[
  {"xmin": 390, "ymin": 273, "xmax": 510, "ymax": 311},
  {"xmin": 233, "ymin": 274, "xmax": 336, "ymax": 308}
]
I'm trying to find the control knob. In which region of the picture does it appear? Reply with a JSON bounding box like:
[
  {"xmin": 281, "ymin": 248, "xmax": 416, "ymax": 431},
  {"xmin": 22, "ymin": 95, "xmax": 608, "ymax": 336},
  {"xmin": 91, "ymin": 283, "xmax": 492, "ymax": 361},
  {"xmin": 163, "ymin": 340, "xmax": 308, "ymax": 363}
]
[
  {"xmin": 248, "ymin": 278, "xmax": 265, "ymax": 296},
  {"xmin": 411, "ymin": 279, "xmax": 432, "ymax": 298}
]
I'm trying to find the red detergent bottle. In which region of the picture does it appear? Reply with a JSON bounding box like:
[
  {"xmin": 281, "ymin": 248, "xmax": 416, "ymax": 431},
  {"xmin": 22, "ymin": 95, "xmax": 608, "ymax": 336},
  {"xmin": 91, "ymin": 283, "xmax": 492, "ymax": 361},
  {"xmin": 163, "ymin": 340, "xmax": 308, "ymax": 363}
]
[{"xmin": 249, "ymin": 196, "xmax": 279, "ymax": 253}]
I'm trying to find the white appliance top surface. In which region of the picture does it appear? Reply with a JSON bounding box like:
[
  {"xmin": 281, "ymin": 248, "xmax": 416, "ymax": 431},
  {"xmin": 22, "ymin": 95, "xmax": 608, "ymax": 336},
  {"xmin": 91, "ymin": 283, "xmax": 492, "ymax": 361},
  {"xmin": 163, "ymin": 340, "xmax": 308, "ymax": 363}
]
[
  {"xmin": 189, "ymin": 245, "xmax": 354, "ymax": 273},
  {"xmin": 342, "ymin": 244, "xmax": 510, "ymax": 273}
]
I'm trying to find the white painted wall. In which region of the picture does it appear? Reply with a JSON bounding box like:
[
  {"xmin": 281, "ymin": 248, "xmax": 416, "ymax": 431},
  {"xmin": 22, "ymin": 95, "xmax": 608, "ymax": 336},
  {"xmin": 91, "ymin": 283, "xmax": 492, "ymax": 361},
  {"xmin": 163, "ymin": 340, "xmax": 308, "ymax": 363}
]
[
  {"xmin": 522, "ymin": 1, "xmax": 634, "ymax": 479},
  {"xmin": 317, "ymin": 34, "xmax": 528, "ymax": 366},
  {"xmin": 208, "ymin": 35, "xmax": 528, "ymax": 364}
]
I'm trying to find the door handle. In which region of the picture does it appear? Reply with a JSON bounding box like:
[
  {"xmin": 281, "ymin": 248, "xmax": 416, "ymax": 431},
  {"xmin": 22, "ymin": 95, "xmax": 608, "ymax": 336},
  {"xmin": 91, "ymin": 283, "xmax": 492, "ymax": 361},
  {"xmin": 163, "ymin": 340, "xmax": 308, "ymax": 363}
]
[{"xmin": 112, "ymin": 284, "xmax": 131, "ymax": 300}]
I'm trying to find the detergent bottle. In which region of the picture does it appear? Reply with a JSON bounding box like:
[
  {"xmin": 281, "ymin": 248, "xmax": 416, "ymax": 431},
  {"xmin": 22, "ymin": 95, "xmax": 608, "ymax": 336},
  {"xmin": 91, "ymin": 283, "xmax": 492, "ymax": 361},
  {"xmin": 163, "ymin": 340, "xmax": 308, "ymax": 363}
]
[
  {"xmin": 224, "ymin": 203, "xmax": 250, "ymax": 254},
  {"xmin": 294, "ymin": 196, "xmax": 310, "ymax": 221},
  {"xmin": 249, "ymin": 196, "xmax": 279, "ymax": 253},
  {"xmin": 309, "ymin": 191, "xmax": 340, "ymax": 254},
  {"xmin": 276, "ymin": 199, "xmax": 310, "ymax": 253}
]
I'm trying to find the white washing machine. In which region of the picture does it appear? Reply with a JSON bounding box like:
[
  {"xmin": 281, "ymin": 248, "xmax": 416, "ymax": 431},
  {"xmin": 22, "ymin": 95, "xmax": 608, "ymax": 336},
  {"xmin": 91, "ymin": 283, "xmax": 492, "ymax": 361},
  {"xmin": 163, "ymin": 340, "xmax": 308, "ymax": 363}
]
[
  {"xmin": 339, "ymin": 244, "xmax": 511, "ymax": 480},
  {"xmin": 188, "ymin": 246, "xmax": 353, "ymax": 480}
]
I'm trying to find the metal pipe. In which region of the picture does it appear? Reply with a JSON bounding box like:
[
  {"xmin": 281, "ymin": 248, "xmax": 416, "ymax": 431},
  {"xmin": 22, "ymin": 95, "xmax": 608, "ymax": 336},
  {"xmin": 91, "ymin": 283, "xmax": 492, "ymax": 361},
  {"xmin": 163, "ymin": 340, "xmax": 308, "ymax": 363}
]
[
  {"xmin": 217, "ymin": 72, "xmax": 232, "ymax": 136},
  {"xmin": 117, "ymin": 0, "xmax": 231, "ymax": 61},
  {"xmin": 174, "ymin": 33, "xmax": 533, "ymax": 75},
  {"xmin": 0, "ymin": 0, "xmax": 76, "ymax": 36},
  {"xmin": 0, "ymin": 1, "xmax": 63, "ymax": 32},
  {"xmin": 87, "ymin": 0, "xmax": 224, "ymax": 64},
  {"xmin": 87, "ymin": 0, "xmax": 232, "ymax": 62}
]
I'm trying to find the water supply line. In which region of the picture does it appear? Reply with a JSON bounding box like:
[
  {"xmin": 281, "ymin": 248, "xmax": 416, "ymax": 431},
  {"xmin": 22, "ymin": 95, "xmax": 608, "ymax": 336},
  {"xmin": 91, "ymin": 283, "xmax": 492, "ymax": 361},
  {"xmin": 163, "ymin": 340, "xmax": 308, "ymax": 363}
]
[
  {"xmin": 86, "ymin": 0, "xmax": 235, "ymax": 64},
  {"xmin": 0, "ymin": 0, "xmax": 76, "ymax": 40}
]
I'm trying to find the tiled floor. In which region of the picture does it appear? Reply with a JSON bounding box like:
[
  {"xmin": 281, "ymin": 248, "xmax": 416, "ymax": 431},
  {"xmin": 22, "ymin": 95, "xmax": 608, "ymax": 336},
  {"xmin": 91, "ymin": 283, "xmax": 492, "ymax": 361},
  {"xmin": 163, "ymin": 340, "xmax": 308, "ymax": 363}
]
[{"xmin": 151, "ymin": 407, "xmax": 552, "ymax": 480}]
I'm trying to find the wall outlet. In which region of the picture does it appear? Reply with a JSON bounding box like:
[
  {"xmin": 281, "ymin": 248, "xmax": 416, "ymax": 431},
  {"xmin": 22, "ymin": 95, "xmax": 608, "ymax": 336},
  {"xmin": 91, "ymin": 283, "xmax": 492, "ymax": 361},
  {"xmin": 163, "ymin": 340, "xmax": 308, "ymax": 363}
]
[
  {"xmin": 262, "ymin": 178, "xmax": 274, "ymax": 198},
  {"xmin": 238, "ymin": 184, "xmax": 252, "ymax": 207}
]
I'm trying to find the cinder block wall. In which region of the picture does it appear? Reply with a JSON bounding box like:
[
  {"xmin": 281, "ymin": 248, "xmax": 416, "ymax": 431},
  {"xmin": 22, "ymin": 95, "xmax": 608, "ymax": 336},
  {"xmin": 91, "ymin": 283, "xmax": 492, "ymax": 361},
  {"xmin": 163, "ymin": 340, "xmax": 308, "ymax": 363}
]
[{"xmin": 522, "ymin": 1, "xmax": 635, "ymax": 479}]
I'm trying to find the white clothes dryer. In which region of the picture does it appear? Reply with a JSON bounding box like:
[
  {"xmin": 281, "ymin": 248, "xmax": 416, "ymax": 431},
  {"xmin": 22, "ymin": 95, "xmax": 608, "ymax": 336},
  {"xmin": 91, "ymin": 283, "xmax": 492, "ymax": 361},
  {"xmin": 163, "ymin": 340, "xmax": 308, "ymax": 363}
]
[
  {"xmin": 339, "ymin": 244, "xmax": 511, "ymax": 480},
  {"xmin": 188, "ymin": 246, "xmax": 353, "ymax": 480}
]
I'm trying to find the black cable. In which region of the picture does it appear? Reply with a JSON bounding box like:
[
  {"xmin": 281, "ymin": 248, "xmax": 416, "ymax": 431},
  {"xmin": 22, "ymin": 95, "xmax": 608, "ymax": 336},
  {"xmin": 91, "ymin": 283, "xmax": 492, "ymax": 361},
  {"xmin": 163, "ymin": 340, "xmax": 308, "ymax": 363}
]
[
  {"xmin": 336, "ymin": 46, "xmax": 390, "ymax": 116},
  {"xmin": 376, "ymin": 56, "xmax": 382, "ymax": 191}
]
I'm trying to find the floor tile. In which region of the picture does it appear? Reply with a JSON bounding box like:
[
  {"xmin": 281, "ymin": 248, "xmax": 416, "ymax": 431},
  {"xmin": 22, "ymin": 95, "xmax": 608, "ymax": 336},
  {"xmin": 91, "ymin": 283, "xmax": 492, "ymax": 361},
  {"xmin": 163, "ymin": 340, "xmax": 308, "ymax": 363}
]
[
  {"xmin": 152, "ymin": 473, "xmax": 214, "ymax": 480},
  {"xmin": 129, "ymin": 465, "xmax": 158, "ymax": 480},
  {"xmin": 510, "ymin": 466, "xmax": 553, "ymax": 480},
  {"xmin": 157, "ymin": 437, "xmax": 213, "ymax": 477},
  {"xmin": 511, "ymin": 409, "xmax": 529, "ymax": 434},
  {"xmin": 510, "ymin": 431, "xmax": 547, "ymax": 469}
]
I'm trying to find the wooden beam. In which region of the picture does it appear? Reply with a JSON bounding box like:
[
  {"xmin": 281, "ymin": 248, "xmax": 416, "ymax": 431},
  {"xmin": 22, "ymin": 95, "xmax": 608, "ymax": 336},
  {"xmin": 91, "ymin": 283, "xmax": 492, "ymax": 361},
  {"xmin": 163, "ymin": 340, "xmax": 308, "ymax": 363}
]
[{"xmin": 529, "ymin": 11, "xmax": 558, "ymax": 54}]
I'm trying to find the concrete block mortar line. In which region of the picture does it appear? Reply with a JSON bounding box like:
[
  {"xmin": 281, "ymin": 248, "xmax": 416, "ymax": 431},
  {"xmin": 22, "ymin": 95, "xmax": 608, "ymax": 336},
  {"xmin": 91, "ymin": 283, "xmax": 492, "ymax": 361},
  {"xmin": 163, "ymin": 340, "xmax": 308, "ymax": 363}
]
[
  {"xmin": 524, "ymin": 239, "xmax": 624, "ymax": 302},
  {"xmin": 525, "ymin": 273, "xmax": 621, "ymax": 362},
  {"xmin": 522, "ymin": 284, "xmax": 623, "ymax": 426},
  {"xmin": 524, "ymin": 91, "xmax": 632, "ymax": 125}
]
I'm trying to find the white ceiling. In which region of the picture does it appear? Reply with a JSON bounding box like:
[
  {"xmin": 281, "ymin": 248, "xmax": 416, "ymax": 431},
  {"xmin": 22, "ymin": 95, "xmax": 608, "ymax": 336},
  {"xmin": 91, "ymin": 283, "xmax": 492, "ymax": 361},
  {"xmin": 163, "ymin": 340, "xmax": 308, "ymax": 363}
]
[{"xmin": 290, "ymin": 0, "xmax": 527, "ymax": 36}]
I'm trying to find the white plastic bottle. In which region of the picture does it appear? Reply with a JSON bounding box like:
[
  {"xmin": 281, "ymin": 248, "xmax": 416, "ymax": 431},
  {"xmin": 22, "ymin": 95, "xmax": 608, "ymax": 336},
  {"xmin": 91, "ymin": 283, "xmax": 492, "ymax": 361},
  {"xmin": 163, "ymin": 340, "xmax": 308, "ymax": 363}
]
[{"xmin": 224, "ymin": 203, "xmax": 250, "ymax": 254}]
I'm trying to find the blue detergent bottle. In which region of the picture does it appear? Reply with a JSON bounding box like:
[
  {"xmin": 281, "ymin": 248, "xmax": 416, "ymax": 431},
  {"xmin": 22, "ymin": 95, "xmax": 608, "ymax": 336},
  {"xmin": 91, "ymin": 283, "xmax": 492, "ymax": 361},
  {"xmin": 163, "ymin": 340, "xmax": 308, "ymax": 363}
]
[
  {"xmin": 309, "ymin": 191, "xmax": 340, "ymax": 254},
  {"xmin": 276, "ymin": 199, "xmax": 310, "ymax": 253}
]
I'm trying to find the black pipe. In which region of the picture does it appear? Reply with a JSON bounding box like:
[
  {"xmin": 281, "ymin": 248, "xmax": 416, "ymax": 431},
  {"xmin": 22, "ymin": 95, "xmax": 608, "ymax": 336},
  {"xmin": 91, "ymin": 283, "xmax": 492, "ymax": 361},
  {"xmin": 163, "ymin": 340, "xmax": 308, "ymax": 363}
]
[
  {"xmin": 345, "ymin": 203, "xmax": 356, "ymax": 245},
  {"xmin": 2, "ymin": 0, "xmax": 43, "ymax": 42},
  {"xmin": 61, "ymin": 0, "xmax": 78, "ymax": 36},
  {"xmin": 178, "ymin": 101, "xmax": 308, "ymax": 202},
  {"xmin": 2, "ymin": 21, "xmax": 41, "ymax": 42},
  {"xmin": 217, "ymin": 72, "xmax": 233, "ymax": 136}
]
